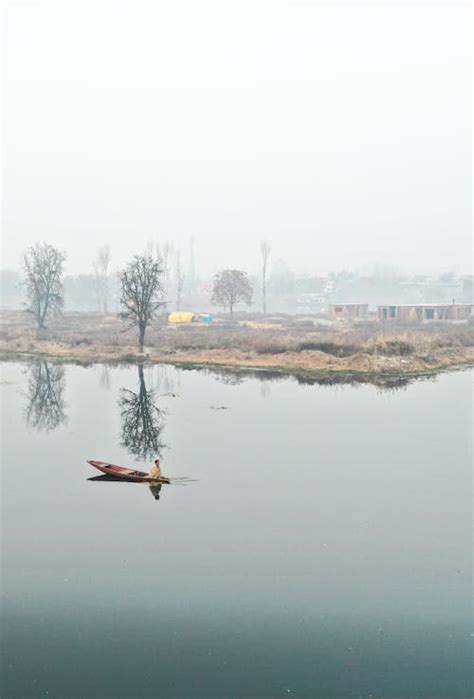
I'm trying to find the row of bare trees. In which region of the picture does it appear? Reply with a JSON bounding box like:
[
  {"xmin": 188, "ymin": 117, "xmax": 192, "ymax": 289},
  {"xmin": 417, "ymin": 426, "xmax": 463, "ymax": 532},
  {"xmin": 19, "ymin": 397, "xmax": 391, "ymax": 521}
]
[
  {"xmin": 21, "ymin": 239, "xmax": 272, "ymax": 350},
  {"xmin": 21, "ymin": 244, "xmax": 165, "ymax": 351},
  {"xmin": 144, "ymin": 241, "xmax": 188, "ymax": 312}
]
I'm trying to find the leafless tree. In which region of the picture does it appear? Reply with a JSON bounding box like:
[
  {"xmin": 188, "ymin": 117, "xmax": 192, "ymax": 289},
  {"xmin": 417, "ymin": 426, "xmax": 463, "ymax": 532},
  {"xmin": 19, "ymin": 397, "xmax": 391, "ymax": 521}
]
[
  {"xmin": 211, "ymin": 269, "xmax": 253, "ymax": 316},
  {"xmin": 260, "ymin": 240, "xmax": 271, "ymax": 314},
  {"xmin": 175, "ymin": 248, "xmax": 185, "ymax": 311},
  {"xmin": 144, "ymin": 240, "xmax": 155, "ymax": 257},
  {"xmin": 119, "ymin": 254, "xmax": 164, "ymax": 352},
  {"xmin": 156, "ymin": 241, "xmax": 174, "ymax": 310},
  {"xmin": 188, "ymin": 236, "xmax": 196, "ymax": 294},
  {"xmin": 22, "ymin": 242, "xmax": 66, "ymax": 329},
  {"xmin": 24, "ymin": 361, "xmax": 67, "ymax": 431},
  {"xmin": 119, "ymin": 364, "xmax": 165, "ymax": 460},
  {"xmin": 93, "ymin": 245, "xmax": 111, "ymax": 314},
  {"xmin": 97, "ymin": 365, "xmax": 111, "ymax": 390}
]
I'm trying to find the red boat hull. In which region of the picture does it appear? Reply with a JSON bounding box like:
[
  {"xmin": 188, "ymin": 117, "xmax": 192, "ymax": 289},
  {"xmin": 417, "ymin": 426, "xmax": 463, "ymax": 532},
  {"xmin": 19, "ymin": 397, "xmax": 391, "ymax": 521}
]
[{"xmin": 87, "ymin": 460, "xmax": 170, "ymax": 483}]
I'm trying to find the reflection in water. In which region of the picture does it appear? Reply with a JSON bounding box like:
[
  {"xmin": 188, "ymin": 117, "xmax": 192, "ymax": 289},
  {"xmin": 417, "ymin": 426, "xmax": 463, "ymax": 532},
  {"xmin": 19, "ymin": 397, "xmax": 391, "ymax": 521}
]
[
  {"xmin": 88, "ymin": 474, "xmax": 166, "ymax": 503},
  {"xmin": 89, "ymin": 359, "xmax": 430, "ymax": 401},
  {"xmin": 97, "ymin": 365, "xmax": 111, "ymax": 390},
  {"xmin": 119, "ymin": 364, "xmax": 165, "ymax": 461},
  {"xmin": 3, "ymin": 360, "xmax": 470, "ymax": 698},
  {"xmin": 188, "ymin": 364, "xmax": 423, "ymax": 391},
  {"xmin": 24, "ymin": 361, "xmax": 67, "ymax": 431},
  {"xmin": 148, "ymin": 483, "xmax": 163, "ymax": 500},
  {"xmin": 156, "ymin": 364, "xmax": 180, "ymax": 396},
  {"xmin": 214, "ymin": 372, "xmax": 245, "ymax": 386},
  {"xmin": 260, "ymin": 378, "xmax": 272, "ymax": 399}
]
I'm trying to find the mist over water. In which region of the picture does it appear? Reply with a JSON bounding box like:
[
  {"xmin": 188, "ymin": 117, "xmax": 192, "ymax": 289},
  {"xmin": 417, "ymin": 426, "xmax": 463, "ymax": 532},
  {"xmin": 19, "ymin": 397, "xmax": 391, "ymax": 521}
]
[
  {"xmin": 2, "ymin": 2, "xmax": 472, "ymax": 696},
  {"xmin": 1, "ymin": 361, "xmax": 472, "ymax": 698}
]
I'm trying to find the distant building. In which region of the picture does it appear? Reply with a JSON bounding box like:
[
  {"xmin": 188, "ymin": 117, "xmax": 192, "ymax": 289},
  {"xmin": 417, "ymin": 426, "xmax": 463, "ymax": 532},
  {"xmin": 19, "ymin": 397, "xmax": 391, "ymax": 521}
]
[
  {"xmin": 329, "ymin": 303, "xmax": 369, "ymax": 320},
  {"xmin": 461, "ymin": 276, "xmax": 473, "ymax": 304},
  {"xmin": 377, "ymin": 304, "xmax": 472, "ymax": 322},
  {"xmin": 297, "ymin": 293, "xmax": 327, "ymax": 313}
]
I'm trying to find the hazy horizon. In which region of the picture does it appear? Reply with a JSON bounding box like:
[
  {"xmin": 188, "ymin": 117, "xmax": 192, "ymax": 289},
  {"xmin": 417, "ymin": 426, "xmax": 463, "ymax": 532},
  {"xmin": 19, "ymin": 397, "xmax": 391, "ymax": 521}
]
[{"xmin": 2, "ymin": 1, "xmax": 472, "ymax": 277}]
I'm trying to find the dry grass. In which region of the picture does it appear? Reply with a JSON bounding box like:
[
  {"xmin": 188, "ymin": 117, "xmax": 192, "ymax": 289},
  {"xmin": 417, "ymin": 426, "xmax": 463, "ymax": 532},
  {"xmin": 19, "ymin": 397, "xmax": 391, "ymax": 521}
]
[{"xmin": 1, "ymin": 311, "xmax": 473, "ymax": 378}]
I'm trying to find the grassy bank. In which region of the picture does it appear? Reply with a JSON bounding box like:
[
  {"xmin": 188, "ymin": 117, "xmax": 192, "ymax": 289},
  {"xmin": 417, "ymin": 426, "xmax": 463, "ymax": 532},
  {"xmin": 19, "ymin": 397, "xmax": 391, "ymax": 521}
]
[{"xmin": 1, "ymin": 311, "xmax": 473, "ymax": 384}]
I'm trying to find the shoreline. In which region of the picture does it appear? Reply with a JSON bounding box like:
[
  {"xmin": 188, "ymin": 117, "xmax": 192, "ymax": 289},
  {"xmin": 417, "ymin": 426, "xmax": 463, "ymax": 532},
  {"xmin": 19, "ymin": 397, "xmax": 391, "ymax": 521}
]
[{"xmin": 1, "ymin": 339, "xmax": 473, "ymax": 387}]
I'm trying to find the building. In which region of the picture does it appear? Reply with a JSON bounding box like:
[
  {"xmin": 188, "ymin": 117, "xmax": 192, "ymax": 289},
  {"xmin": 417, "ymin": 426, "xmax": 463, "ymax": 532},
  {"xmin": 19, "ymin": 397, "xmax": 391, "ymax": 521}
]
[
  {"xmin": 297, "ymin": 293, "xmax": 327, "ymax": 313},
  {"xmin": 329, "ymin": 303, "xmax": 369, "ymax": 320},
  {"xmin": 377, "ymin": 304, "xmax": 472, "ymax": 322}
]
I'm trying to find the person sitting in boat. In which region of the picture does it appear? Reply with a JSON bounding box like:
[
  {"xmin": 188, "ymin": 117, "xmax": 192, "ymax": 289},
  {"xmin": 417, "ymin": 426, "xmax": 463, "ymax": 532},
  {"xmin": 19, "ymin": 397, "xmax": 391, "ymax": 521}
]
[{"xmin": 149, "ymin": 458, "xmax": 162, "ymax": 480}]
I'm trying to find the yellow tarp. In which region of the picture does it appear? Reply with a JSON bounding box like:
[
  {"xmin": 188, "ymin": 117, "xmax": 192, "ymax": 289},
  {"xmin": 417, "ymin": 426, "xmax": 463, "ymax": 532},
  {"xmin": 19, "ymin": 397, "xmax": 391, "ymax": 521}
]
[{"xmin": 168, "ymin": 312, "xmax": 195, "ymax": 324}]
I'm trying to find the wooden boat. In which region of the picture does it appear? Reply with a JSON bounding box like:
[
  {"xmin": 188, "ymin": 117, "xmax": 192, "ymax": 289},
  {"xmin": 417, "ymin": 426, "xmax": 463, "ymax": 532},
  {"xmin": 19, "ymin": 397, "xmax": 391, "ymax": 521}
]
[{"xmin": 87, "ymin": 460, "xmax": 170, "ymax": 483}]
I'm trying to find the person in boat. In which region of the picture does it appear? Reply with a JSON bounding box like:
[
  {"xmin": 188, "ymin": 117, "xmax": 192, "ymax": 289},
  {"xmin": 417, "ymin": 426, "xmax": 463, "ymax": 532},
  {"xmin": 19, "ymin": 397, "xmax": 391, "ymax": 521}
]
[{"xmin": 149, "ymin": 458, "xmax": 162, "ymax": 480}]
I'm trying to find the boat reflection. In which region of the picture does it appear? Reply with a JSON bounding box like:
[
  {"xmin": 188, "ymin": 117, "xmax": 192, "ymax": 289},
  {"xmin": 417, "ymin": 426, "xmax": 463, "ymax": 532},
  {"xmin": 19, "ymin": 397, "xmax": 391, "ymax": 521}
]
[
  {"xmin": 88, "ymin": 472, "xmax": 195, "ymax": 501},
  {"xmin": 88, "ymin": 474, "xmax": 166, "ymax": 501}
]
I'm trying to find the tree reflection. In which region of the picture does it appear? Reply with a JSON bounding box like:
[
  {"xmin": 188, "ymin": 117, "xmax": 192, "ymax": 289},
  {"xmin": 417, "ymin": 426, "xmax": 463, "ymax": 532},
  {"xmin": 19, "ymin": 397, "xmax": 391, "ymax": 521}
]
[
  {"xmin": 98, "ymin": 365, "xmax": 111, "ymax": 390},
  {"xmin": 119, "ymin": 365, "xmax": 165, "ymax": 461},
  {"xmin": 25, "ymin": 361, "xmax": 67, "ymax": 431}
]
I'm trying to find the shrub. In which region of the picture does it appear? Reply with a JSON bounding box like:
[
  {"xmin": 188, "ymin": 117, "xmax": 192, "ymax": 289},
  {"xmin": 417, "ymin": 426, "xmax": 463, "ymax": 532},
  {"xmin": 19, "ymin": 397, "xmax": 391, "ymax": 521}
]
[
  {"xmin": 371, "ymin": 337, "xmax": 415, "ymax": 356},
  {"xmin": 297, "ymin": 340, "xmax": 358, "ymax": 357}
]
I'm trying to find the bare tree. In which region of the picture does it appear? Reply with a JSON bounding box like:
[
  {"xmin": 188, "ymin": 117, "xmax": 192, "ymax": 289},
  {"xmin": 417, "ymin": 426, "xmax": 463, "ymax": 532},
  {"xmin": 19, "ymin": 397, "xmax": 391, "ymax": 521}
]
[
  {"xmin": 188, "ymin": 235, "xmax": 196, "ymax": 295},
  {"xmin": 175, "ymin": 248, "xmax": 185, "ymax": 311},
  {"xmin": 144, "ymin": 240, "xmax": 155, "ymax": 257},
  {"xmin": 24, "ymin": 361, "xmax": 67, "ymax": 431},
  {"xmin": 211, "ymin": 269, "xmax": 253, "ymax": 316},
  {"xmin": 119, "ymin": 364, "xmax": 165, "ymax": 460},
  {"xmin": 93, "ymin": 245, "xmax": 111, "ymax": 314},
  {"xmin": 22, "ymin": 242, "xmax": 66, "ymax": 329},
  {"xmin": 156, "ymin": 241, "xmax": 174, "ymax": 310},
  {"xmin": 119, "ymin": 254, "xmax": 164, "ymax": 352},
  {"xmin": 260, "ymin": 240, "xmax": 271, "ymax": 314}
]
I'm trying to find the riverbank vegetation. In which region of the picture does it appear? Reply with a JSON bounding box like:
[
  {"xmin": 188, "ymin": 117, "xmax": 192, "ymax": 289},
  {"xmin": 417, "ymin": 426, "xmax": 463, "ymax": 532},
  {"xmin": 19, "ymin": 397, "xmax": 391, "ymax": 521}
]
[{"xmin": 1, "ymin": 311, "xmax": 473, "ymax": 382}]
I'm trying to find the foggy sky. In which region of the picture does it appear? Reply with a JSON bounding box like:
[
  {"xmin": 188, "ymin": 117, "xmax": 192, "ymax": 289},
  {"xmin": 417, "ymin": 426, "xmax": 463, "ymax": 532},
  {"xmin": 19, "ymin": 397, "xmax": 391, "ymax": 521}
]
[{"xmin": 2, "ymin": 0, "xmax": 472, "ymax": 277}]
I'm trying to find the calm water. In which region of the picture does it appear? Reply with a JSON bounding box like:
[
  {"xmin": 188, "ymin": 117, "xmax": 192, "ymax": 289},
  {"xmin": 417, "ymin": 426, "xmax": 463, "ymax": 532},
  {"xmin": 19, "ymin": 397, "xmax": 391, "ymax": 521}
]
[{"xmin": 0, "ymin": 360, "xmax": 472, "ymax": 699}]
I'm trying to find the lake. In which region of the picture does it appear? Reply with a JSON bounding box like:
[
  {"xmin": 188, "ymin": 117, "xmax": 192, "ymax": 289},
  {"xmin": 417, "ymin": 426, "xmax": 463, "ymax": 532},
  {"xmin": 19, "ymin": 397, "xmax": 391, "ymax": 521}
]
[{"xmin": 0, "ymin": 360, "xmax": 472, "ymax": 698}]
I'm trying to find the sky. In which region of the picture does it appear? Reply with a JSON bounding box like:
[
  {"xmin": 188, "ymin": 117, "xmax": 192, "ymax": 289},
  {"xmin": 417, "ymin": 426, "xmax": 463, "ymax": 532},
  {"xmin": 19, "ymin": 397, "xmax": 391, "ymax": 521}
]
[{"xmin": 2, "ymin": 0, "xmax": 472, "ymax": 277}]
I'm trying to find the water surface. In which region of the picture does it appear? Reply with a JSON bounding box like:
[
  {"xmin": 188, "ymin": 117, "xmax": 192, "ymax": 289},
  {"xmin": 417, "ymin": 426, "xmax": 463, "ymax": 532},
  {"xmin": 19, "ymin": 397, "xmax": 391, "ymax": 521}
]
[{"xmin": 1, "ymin": 361, "xmax": 472, "ymax": 698}]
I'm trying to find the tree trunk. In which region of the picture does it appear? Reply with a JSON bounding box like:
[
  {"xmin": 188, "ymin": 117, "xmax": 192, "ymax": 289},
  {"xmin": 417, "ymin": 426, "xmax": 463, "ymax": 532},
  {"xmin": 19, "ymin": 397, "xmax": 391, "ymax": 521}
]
[
  {"xmin": 138, "ymin": 363, "xmax": 145, "ymax": 390},
  {"xmin": 38, "ymin": 306, "xmax": 46, "ymax": 330},
  {"xmin": 139, "ymin": 325, "xmax": 146, "ymax": 353}
]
